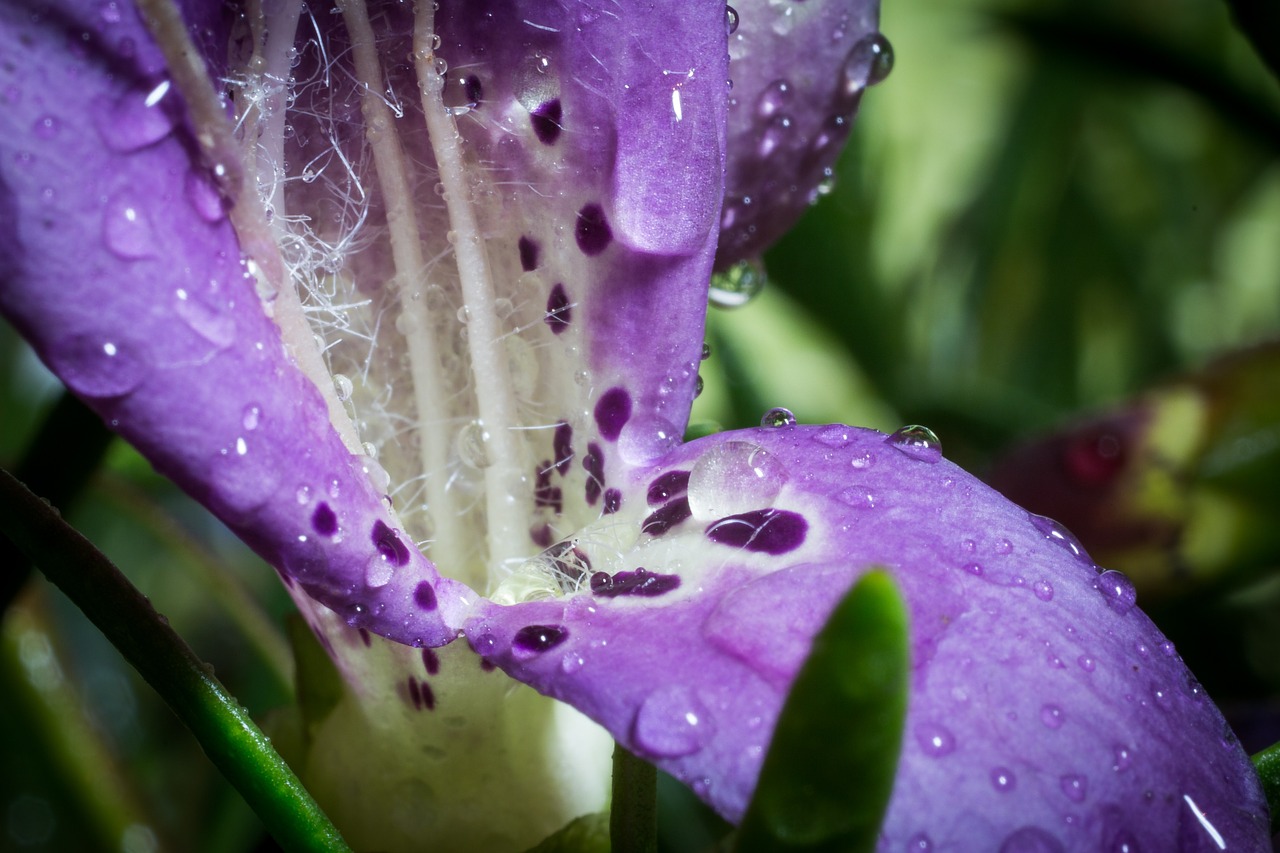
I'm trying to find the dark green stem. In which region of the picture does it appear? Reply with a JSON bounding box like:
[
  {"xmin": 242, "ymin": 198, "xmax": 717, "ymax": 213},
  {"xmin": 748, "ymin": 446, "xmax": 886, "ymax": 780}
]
[
  {"xmin": 1, "ymin": 390, "xmax": 113, "ymax": 614},
  {"xmin": 0, "ymin": 467, "xmax": 350, "ymax": 853},
  {"xmin": 611, "ymin": 743, "xmax": 657, "ymax": 853},
  {"xmin": 1253, "ymin": 739, "xmax": 1280, "ymax": 834}
]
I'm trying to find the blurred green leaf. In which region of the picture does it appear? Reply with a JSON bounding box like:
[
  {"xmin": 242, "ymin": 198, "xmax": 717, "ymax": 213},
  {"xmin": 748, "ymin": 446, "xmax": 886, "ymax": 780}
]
[{"xmin": 735, "ymin": 570, "xmax": 909, "ymax": 853}]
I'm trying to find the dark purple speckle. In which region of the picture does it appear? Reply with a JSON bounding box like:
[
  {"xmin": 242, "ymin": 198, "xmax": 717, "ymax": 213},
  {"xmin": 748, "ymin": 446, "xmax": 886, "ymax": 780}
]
[
  {"xmin": 594, "ymin": 387, "xmax": 632, "ymax": 441},
  {"xmin": 583, "ymin": 442, "xmax": 606, "ymax": 505},
  {"xmin": 464, "ymin": 74, "xmax": 483, "ymax": 105},
  {"xmin": 603, "ymin": 488, "xmax": 622, "ymax": 515},
  {"xmin": 530, "ymin": 98, "xmax": 562, "ymax": 144},
  {"xmin": 647, "ymin": 470, "xmax": 691, "ymax": 506},
  {"xmin": 372, "ymin": 520, "xmax": 411, "ymax": 566},
  {"xmin": 575, "ymin": 203, "xmax": 612, "ymax": 256},
  {"xmin": 311, "ymin": 502, "xmax": 337, "ymax": 536},
  {"xmin": 518, "ymin": 235, "xmax": 540, "ymax": 271},
  {"xmin": 422, "ymin": 648, "xmax": 440, "ymax": 676},
  {"xmin": 413, "ymin": 580, "xmax": 438, "ymax": 611},
  {"xmin": 545, "ymin": 283, "xmax": 572, "ymax": 334},
  {"xmin": 590, "ymin": 568, "xmax": 680, "ymax": 598},
  {"xmin": 534, "ymin": 463, "xmax": 564, "ymax": 513},
  {"xmin": 553, "ymin": 421, "xmax": 574, "ymax": 475},
  {"xmin": 705, "ymin": 508, "xmax": 808, "ymax": 555},
  {"xmin": 530, "ymin": 523, "xmax": 554, "ymax": 548},
  {"xmin": 421, "ymin": 681, "xmax": 436, "ymax": 710},
  {"xmin": 513, "ymin": 624, "xmax": 568, "ymax": 655},
  {"xmin": 642, "ymin": 497, "xmax": 692, "ymax": 537},
  {"xmin": 358, "ymin": 628, "xmax": 372, "ymax": 647},
  {"xmin": 408, "ymin": 677, "xmax": 423, "ymax": 710}
]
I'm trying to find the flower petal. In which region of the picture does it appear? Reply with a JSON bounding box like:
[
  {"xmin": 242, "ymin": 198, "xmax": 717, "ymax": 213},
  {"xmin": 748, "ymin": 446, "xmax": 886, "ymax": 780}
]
[
  {"xmin": 465, "ymin": 425, "xmax": 1269, "ymax": 846},
  {"xmin": 0, "ymin": 0, "xmax": 467, "ymax": 644},
  {"xmin": 718, "ymin": 0, "xmax": 885, "ymax": 266}
]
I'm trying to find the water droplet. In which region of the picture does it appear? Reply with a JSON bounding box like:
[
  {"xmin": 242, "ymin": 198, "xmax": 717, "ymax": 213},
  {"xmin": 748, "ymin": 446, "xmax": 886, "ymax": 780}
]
[
  {"xmin": 687, "ymin": 441, "xmax": 788, "ymax": 521},
  {"xmin": 991, "ymin": 766, "xmax": 1017, "ymax": 792},
  {"xmin": 836, "ymin": 486, "xmax": 877, "ymax": 510},
  {"xmin": 633, "ymin": 686, "xmax": 713, "ymax": 758},
  {"xmin": 359, "ymin": 454, "xmax": 392, "ymax": 494},
  {"xmin": 709, "ymin": 258, "xmax": 766, "ymax": 308},
  {"xmin": 94, "ymin": 87, "xmax": 176, "ymax": 151},
  {"xmin": 333, "ymin": 374, "xmax": 354, "ymax": 402},
  {"xmin": 840, "ymin": 33, "xmax": 894, "ymax": 102},
  {"xmin": 174, "ymin": 287, "xmax": 235, "ymax": 348},
  {"xmin": 724, "ymin": 4, "xmax": 739, "ymax": 35},
  {"xmin": 761, "ymin": 407, "xmax": 795, "ymax": 428},
  {"xmin": 814, "ymin": 424, "xmax": 850, "ymax": 448},
  {"xmin": 618, "ymin": 415, "xmax": 681, "ymax": 465},
  {"xmin": 1112, "ymin": 745, "xmax": 1133, "ymax": 772},
  {"xmin": 99, "ymin": 1, "xmax": 122, "ymax": 23},
  {"xmin": 1059, "ymin": 774, "xmax": 1087, "ymax": 803},
  {"xmin": 32, "ymin": 114, "xmax": 60, "ymax": 139},
  {"xmin": 886, "ymin": 425, "xmax": 942, "ymax": 463},
  {"xmin": 242, "ymin": 405, "xmax": 261, "ymax": 431},
  {"xmin": 184, "ymin": 170, "xmax": 226, "ymax": 222},
  {"xmin": 701, "ymin": 342, "xmax": 712, "ymax": 360},
  {"xmin": 366, "ymin": 552, "xmax": 395, "ymax": 588},
  {"xmin": 457, "ymin": 420, "xmax": 492, "ymax": 468},
  {"xmin": 755, "ymin": 78, "xmax": 792, "ymax": 119},
  {"xmin": 757, "ymin": 113, "xmax": 793, "ymax": 158},
  {"xmin": 1028, "ymin": 513, "xmax": 1093, "ymax": 565},
  {"xmin": 995, "ymin": 538, "xmax": 1014, "ymax": 555},
  {"xmin": 1033, "ymin": 580, "xmax": 1054, "ymax": 601},
  {"xmin": 1078, "ymin": 654, "xmax": 1096, "ymax": 672},
  {"xmin": 102, "ymin": 194, "xmax": 156, "ymax": 259},
  {"xmin": 295, "ymin": 485, "xmax": 311, "ymax": 505},
  {"xmin": 50, "ymin": 335, "xmax": 145, "ymax": 398},
  {"xmin": 1040, "ymin": 704, "xmax": 1064, "ymax": 729},
  {"xmin": 999, "ymin": 826, "xmax": 1065, "ymax": 853},
  {"xmin": 914, "ymin": 722, "xmax": 956, "ymax": 757},
  {"xmin": 962, "ymin": 562, "xmax": 984, "ymax": 576},
  {"xmin": 1095, "ymin": 570, "xmax": 1137, "ymax": 615},
  {"xmin": 907, "ymin": 833, "xmax": 933, "ymax": 851}
]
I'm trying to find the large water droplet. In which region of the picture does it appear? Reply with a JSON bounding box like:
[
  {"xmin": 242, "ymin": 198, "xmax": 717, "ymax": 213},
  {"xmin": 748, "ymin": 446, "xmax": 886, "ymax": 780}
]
[
  {"xmin": 755, "ymin": 79, "xmax": 792, "ymax": 119},
  {"xmin": 761, "ymin": 407, "xmax": 796, "ymax": 428},
  {"xmin": 366, "ymin": 552, "xmax": 395, "ymax": 588},
  {"xmin": 886, "ymin": 425, "xmax": 942, "ymax": 463},
  {"xmin": 757, "ymin": 113, "xmax": 793, "ymax": 158},
  {"xmin": 633, "ymin": 686, "xmax": 713, "ymax": 758},
  {"xmin": 102, "ymin": 194, "xmax": 156, "ymax": 259},
  {"xmin": 840, "ymin": 33, "xmax": 894, "ymax": 103},
  {"xmin": 174, "ymin": 287, "xmax": 235, "ymax": 348},
  {"xmin": 184, "ymin": 170, "xmax": 226, "ymax": 223},
  {"xmin": 687, "ymin": 441, "xmax": 788, "ymax": 521},
  {"xmin": 709, "ymin": 258, "xmax": 766, "ymax": 308},
  {"xmin": 1028, "ymin": 513, "xmax": 1093, "ymax": 565},
  {"xmin": 724, "ymin": 4, "xmax": 739, "ymax": 35},
  {"xmin": 814, "ymin": 424, "xmax": 851, "ymax": 448},
  {"xmin": 618, "ymin": 415, "xmax": 681, "ymax": 465},
  {"xmin": 94, "ymin": 86, "xmax": 176, "ymax": 152},
  {"xmin": 1033, "ymin": 580, "xmax": 1054, "ymax": 602},
  {"xmin": 51, "ymin": 336, "xmax": 145, "ymax": 398},
  {"xmin": 457, "ymin": 420, "xmax": 492, "ymax": 468},
  {"xmin": 1095, "ymin": 569, "xmax": 1137, "ymax": 615}
]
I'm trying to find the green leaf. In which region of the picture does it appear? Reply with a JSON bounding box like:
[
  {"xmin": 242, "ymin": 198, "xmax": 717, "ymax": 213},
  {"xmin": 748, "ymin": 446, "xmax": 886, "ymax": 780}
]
[
  {"xmin": 1252, "ymin": 739, "xmax": 1280, "ymax": 834},
  {"xmin": 735, "ymin": 569, "xmax": 909, "ymax": 853},
  {"xmin": 522, "ymin": 811, "xmax": 609, "ymax": 853},
  {"xmin": 0, "ymin": 468, "xmax": 351, "ymax": 853}
]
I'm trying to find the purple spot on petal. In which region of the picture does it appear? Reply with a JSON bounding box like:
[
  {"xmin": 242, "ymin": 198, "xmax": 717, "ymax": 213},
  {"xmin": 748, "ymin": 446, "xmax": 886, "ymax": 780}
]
[
  {"xmin": 464, "ymin": 74, "xmax": 483, "ymax": 106},
  {"xmin": 358, "ymin": 628, "xmax": 372, "ymax": 647},
  {"xmin": 591, "ymin": 568, "xmax": 681, "ymax": 598},
  {"xmin": 705, "ymin": 509, "xmax": 808, "ymax": 555},
  {"xmin": 480, "ymin": 659, "xmax": 496, "ymax": 672},
  {"xmin": 372, "ymin": 520, "xmax": 411, "ymax": 566},
  {"xmin": 575, "ymin": 203, "xmax": 612, "ymax": 256},
  {"xmin": 642, "ymin": 498, "xmax": 692, "ymax": 536},
  {"xmin": 421, "ymin": 681, "xmax": 436, "ymax": 710},
  {"xmin": 530, "ymin": 98, "xmax": 562, "ymax": 144},
  {"xmin": 530, "ymin": 523, "xmax": 554, "ymax": 548},
  {"xmin": 513, "ymin": 625, "xmax": 568, "ymax": 655},
  {"xmin": 534, "ymin": 463, "xmax": 564, "ymax": 513},
  {"xmin": 545, "ymin": 283, "xmax": 572, "ymax": 334},
  {"xmin": 422, "ymin": 648, "xmax": 440, "ymax": 676},
  {"xmin": 594, "ymin": 387, "xmax": 632, "ymax": 441},
  {"xmin": 518, "ymin": 235, "xmax": 540, "ymax": 271},
  {"xmin": 311, "ymin": 502, "xmax": 337, "ymax": 536},
  {"xmin": 584, "ymin": 442, "xmax": 606, "ymax": 506},
  {"xmin": 647, "ymin": 470, "xmax": 691, "ymax": 506},
  {"xmin": 553, "ymin": 422, "xmax": 574, "ymax": 475},
  {"xmin": 603, "ymin": 488, "xmax": 622, "ymax": 515},
  {"xmin": 408, "ymin": 677, "xmax": 423, "ymax": 710},
  {"xmin": 413, "ymin": 581, "xmax": 438, "ymax": 611}
]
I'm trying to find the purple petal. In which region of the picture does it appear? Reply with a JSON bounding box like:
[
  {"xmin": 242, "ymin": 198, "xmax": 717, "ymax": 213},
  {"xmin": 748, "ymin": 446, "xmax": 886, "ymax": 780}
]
[
  {"xmin": 718, "ymin": 0, "xmax": 886, "ymax": 266},
  {"xmin": 466, "ymin": 425, "xmax": 1269, "ymax": 846},
  {"xmin": 0, "ymin": 0, "xmax": 467, "ymax": 644}
]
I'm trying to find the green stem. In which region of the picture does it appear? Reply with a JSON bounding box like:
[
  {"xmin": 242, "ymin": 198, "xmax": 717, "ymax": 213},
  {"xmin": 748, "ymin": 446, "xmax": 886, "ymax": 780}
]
[
  {"xmin": 1253, "ymin": 739, "xmax": 1280, "ymax": 834},
  {"xmin": 0, "ymin": 467, "xmax": 350, "ymax": 853},
  {"xmin": 610, "ymin": 743, "xmax": 657, "ymax": 853}
]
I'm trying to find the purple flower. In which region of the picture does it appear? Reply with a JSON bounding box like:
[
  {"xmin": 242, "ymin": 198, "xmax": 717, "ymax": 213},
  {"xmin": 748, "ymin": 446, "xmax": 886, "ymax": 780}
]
[{"xmin": 0, "ymin": 0, "xmax": 1268, "ymax": 850}]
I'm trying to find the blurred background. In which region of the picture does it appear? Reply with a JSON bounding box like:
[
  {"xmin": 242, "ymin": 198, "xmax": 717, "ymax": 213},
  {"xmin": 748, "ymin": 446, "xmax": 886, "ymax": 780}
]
[{"xmin": 2, "ymin": 0, "xmax": 1278, "ymax": 849}]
